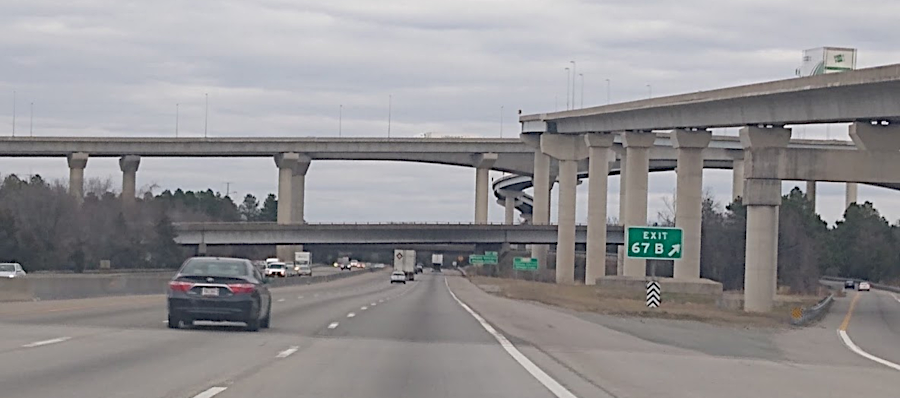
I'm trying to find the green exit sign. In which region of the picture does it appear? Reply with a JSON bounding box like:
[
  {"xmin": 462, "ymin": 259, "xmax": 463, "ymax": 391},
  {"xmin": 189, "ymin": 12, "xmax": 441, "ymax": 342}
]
[{"xmin": 626, "ymin": 226, "xmax": 683, "ymax": 259}]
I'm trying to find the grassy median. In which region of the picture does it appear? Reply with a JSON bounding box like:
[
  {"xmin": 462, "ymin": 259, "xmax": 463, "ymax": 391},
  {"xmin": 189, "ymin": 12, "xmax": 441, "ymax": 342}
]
[{"xmin": 468, "ymin": 275, "xmax": 822, "ymax": 327}]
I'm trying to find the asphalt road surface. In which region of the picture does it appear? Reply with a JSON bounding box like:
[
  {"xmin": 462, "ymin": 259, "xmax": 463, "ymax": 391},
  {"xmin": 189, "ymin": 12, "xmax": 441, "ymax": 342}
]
[{"xmin": 1, "ymin": 271, "xmax": 899, "ymax": 398}]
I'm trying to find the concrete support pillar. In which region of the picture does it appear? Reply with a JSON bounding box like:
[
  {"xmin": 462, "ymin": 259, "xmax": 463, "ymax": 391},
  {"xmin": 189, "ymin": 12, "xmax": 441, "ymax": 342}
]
[
  {"xmin": 846, "ymin": 183, "xmax": 858, "ymax": 209},
  {"xmin": 67, "ymin": 152, "xmax": 88, "ymax": 204},
  {"xmin": 672, "ymin": 129, "xmax": 711, "ymax": 280},
  {"xmin": 291, "ymin": 155, "xmax": 311, "ymax": 224},
  {"xmin": 504, "ymin": 194, "xmax": 515, "ymax": 225},
  {"xmin": 473, "ymin": 153, "xmax": 498, "ymax": 224},
  {"xmin": 806, "ymin": 181, "xmax": 816, "ymax": 211},
  {"xmin": 618, "ymin": 150, "xmax": 627, "ymax": 224},
  {"xmin": 522, "ymin": 133, "xmax": 552, "ymax": 271},
  {"xmin": 556, "ymin": 159, "xmax": 578, "ymax": 284},
  {"xmin": 275, "ymin": 152, "xmax": 300, "ymax": 262},
  {"xmin": 732, "ymin": 158, "xmax": 745, "ymax": 201},
  {"xmin": 540, "ymin": 134, "xmax": 589, "ymax": 284},
  {"xmin": 621, "ymin": 131, "xmax": 656, "ymax": 277},
  {"xmin": 119, "ymin": 155, "xmax": 140, "ymax": 209},
  {"xmin": 740, "ymin": 126, "xmax": 791, "ymax": 312},
  {"xmin": 584, "ymin": 133, "xmax": 614, "ymax": 285}
]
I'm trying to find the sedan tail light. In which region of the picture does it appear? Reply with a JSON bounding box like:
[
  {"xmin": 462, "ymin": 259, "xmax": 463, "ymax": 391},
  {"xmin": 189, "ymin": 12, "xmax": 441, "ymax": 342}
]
[
  {"xmin": 169, "ymin": 281, "xmax": 194, "ymax": 292},
  {"xmin": 228, "ymin": 283, "xmax": 256, "ymax": 294}
]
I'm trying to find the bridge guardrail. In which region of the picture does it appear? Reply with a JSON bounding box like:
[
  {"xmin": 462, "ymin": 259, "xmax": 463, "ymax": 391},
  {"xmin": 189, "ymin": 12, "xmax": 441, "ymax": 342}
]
[{"xmin": 790, "ymin": 293, "xmax": 834, "ymax": 326}]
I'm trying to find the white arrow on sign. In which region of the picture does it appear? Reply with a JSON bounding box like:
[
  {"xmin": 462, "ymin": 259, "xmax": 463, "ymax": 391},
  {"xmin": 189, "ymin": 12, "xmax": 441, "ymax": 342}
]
[{"xmin": 668, "ymin": 244, "xmax": 681, "ymax": 257}]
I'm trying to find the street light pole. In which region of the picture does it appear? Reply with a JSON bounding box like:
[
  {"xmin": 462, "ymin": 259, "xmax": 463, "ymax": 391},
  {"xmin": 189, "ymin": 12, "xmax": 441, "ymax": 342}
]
[
  {"xmin": 11, "ymin": 91, "xmax": 15, "ymax": 137},
  {"xmin": 647, "ymin": 84, "xmax": 652, "ymax": 99},
  {"xmin": 570, "ymin": 60, "xmax": 576, "ymax": 109},
  {"xmin": 204, "ymin": 93, "xmax": 209, "ymax": 138},
  {"xmin": 579, "ymin": 73, "xmax": 584, "ymax": 108},
  {"xmin": 605, "ymin": 79, "xmax": 611, "ymax": 105},
  {"xmin": 565, "ymin": 67, "xmax": 570, "ymax": 110}
]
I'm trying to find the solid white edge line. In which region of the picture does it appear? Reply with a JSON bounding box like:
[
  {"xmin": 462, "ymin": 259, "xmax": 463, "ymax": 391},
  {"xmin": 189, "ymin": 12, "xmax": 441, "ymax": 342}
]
[
  {"xmin": 21, "ymin": 337, "xmax": 72, "ymax": 348},
  {"xmin": 892, "ymin": 293, "xmax": 900, "ymax": 303},
  {"xmin": 838, "ymin": 330, "xmax": 900, "ymax": 371},
  {"xmin": 444, "ymin": 278, "xmax": 578, "ymax": 398},
  {"xmin": 328, "ymin": 322, "xmax": 340, "ymax": 329},
  {"xmin": 192, "ymin": 386, "xmax": 228, "ymax": 398},
  {"xmin": 347, "ymin": 313, "xmax": 356, "ymax": 318},
  {"xmin": 276, "ymin": 346, "xmax": 300, "ymax": 358}
]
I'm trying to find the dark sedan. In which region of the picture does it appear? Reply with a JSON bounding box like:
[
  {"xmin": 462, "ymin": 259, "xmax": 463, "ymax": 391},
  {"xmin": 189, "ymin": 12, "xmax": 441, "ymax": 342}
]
[{"xmin": 167, "ymin": 257, "xmax": 272, "ymax": 331}]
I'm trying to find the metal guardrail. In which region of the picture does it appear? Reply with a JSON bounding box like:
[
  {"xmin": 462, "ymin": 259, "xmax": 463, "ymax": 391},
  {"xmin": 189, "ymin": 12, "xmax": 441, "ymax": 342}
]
[{"xmin": 790, "ymin": 293, "xmax": 834, "ymax": 326}]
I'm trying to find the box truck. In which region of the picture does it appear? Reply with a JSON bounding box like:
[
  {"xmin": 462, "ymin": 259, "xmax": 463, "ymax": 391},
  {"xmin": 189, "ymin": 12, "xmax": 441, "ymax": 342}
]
[
  {"xmin": 431, "ymin": 253, "xmax": 443, "ymax": 272},
  {"xmin": 796, "ymin": 47, "xmax": 857, "ymax": 77},
  {"xmin": 394, "ymin": 249, "xmax": 416, "ymax": 281}
]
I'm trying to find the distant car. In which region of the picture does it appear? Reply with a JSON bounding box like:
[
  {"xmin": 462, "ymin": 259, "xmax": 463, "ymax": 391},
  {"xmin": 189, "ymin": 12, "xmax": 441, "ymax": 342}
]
[
  {"xmin": 167, "ymin": 257, "xmax": 272, "ymax": 331},
  {"xmin": 0, "ymin": 263, "xmax": 25, "ymax": 278},
  {"xmin": 858, "ymin": 282, "xmax": 871, "ymax": 291},
  {"xmin": 390, "ymin": 271, "xmax": 407, "ymax": 284},
  {"xmin": 265, "ymin": 262, "xmax": 287, "ymax": 277},
  {"xmin": 284, "ymin": 262, "xmax": 297, "ymax": 277},
  {"xmin": 844, "ymin": 280, "xmax": 856, "ymax": 289},
  {"xmin": 340, "ymin": 262, "xmax": 353, "ymax": 271},
  {"xmin": 415, "ymin": 264, "xmax": 423, "ymax": 274},
  {"xmin": 297, "ymin": 264, "xmax": 312, "ymax": 277},
  {"xmin": 372, "ymin": 263, "xmax": 385, "ymax": 269}
]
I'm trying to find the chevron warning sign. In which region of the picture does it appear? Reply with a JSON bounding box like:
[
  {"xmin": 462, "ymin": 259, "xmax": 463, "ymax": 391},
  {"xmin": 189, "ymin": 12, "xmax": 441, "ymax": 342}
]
[{"xmin": 646, "ymin": 281, "xmax": 661, "ymax": 308}]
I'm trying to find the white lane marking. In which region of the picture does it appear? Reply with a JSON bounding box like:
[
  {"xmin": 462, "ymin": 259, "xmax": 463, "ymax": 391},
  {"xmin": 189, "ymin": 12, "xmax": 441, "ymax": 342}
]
[
  {"xmin": 192, "ymin": 387, "xmax": 228, "ymax": 398},
  {"xmin": 328, "ymin": 322, "xmax": 340, "ymax": 329},
  {"xmin": 277, "ymin": 298, "xmax": 285, "ymax": 302},
  {"xmin": 371, "ymin": 302, "xmax": 377, "ymax": 306},
  {"xmin": 360, "ymin": 306, "xmax": 368, "ymax": 310},
  {"xmin": 346, "ymin": 312, "xmax": 356, "ymax": 318},
  {"xmin": 379, "ymin": 299, "xmax": 384, "ymax": 303},
  {"xmin": 445, "ymin": 278, "xmax": 578, "ymax": 398},
  {"xmin": 297, "ymin": 296, "xmax": 304, "ymax": 299},
  {"xmin": 892, "ymin": 293, "xmax": 900, "ymax": 303},
  {"xmin": 276, "ymin": 346, "xmax": 300, "ymax": 358},
  {"xmin": 838, "ymin": 330, "xmax": 900, "ymax": 371},
  {"xmin": 21, "ymin": 337, "xmax": 71, "ymax": 348}
]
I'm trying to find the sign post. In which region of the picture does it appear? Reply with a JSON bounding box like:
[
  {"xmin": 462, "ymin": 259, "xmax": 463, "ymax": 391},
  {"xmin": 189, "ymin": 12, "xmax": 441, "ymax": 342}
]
[
  {"xmin": 646, "ymin": 281, "xmax": 660, "ymax": 308},
  {"xmin": 626, "ymin": 226, "xmax": 684, "ymax": 259}
]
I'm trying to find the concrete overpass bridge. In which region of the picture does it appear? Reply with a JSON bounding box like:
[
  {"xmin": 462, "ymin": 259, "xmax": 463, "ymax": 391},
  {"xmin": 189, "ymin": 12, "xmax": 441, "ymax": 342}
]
[
  {"xmin": 172, "ymin": 222, "xmax": 625, "ymax": 247},
  {"xmin": 519, "ymin": 63, "xmax": 900, "ymax": 312}
]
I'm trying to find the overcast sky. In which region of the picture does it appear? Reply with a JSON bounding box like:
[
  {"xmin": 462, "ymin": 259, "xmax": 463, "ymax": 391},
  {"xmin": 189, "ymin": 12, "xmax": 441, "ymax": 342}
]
[{"xmin": 2, "ymin": 0, "xmax": 900, "ymax": 225}]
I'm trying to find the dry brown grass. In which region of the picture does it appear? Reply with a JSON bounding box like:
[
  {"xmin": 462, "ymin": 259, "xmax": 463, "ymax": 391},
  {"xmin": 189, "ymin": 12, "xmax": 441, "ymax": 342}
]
[{"xmin": 469, "ymin": 276, "xmax": 822, "ymax": 327}]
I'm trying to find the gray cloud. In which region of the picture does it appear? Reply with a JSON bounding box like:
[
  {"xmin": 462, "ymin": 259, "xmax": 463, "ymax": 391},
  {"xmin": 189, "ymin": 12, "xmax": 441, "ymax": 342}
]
[{"xmin": 1, "ymin": 0, "xmax": 899, "ymax": 225}]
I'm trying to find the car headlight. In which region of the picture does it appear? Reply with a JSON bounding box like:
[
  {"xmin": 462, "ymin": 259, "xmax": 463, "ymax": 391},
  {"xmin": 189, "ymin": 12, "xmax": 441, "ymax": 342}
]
[{"xmin": 8, "ymin": 275, "xmax": 15, "ymax": 278}]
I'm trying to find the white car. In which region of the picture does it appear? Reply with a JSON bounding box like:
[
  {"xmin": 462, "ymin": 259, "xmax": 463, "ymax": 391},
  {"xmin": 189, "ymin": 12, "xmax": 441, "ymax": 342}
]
[
  {"xmin": 858, "ymin": 281, "xmax": 871, "ymax": 291},
  {"xmin": 390, "ymin": 271, "xmax": 406, "ymax": 284},
  {"xmin": 265, "ymin": 262, "xmax": 287, "ymax": 277},
  {"xmin": 297, "ymin": 265, "xmax": 312, "ymax": 277},
  {"xmin": 0, "ymin": 263, "xmax": 25, "ymax": 278}
]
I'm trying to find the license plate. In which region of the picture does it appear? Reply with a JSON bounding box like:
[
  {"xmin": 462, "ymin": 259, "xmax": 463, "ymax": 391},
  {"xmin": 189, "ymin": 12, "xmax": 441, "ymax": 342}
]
[{"xmin": 201, "ymin": 287, "xmax": 219, "ymax": 297}]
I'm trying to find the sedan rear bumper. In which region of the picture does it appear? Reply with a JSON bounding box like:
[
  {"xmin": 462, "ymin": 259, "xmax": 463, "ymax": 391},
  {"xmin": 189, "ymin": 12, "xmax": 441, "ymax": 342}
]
[{"xmin": 168, "ymin": 297, "xmax": 258, "ymax": 322}]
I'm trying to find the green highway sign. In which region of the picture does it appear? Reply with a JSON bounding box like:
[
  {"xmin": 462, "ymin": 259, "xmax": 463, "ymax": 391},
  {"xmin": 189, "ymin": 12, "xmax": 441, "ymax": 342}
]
[
  {"xmin": 626, "ymin": 226, "xmax": 683, "ymax": 259},
  {"xmin": 513, "ymin": 257, "xmax": 538, "ymax": 270},
  {"xmin": 469, "ymin": 253, "xmax": 498, "ymax": 265}
]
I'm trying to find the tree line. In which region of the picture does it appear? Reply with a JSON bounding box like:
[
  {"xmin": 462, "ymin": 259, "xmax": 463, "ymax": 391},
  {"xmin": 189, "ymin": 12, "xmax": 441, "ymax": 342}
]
[
  {"xmin": 699, "ymin": 187, "xmax": 900, "ymax": 293},
  {"xmin": 0, "ymin": 174, "xmax": 281, "ymax": 272}
]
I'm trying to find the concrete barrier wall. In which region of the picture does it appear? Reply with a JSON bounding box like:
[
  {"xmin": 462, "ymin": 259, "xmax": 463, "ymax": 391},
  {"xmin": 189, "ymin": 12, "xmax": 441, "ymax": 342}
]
[
  {"xmin": 0, "ymin": 278, "xmax": 34, "ymax": 301},
  {"xmin": 4, "ymin": 268, "xmax": 384, "ymax": 301}
]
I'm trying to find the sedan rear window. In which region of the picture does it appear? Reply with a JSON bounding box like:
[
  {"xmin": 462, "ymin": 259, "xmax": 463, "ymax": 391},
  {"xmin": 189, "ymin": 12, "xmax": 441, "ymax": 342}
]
[{"xmin": 180, "ymin": 260, "xmax": 249, "ymax": 277}]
